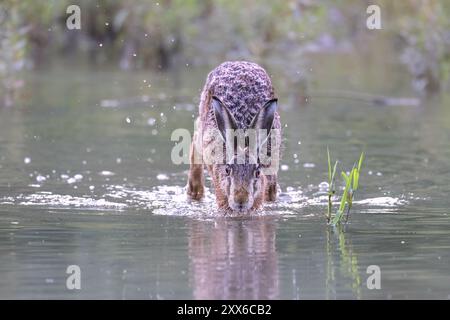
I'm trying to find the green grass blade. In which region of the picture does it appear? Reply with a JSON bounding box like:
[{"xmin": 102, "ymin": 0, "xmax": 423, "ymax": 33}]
[
  {"xmin": 341, "ymin": 171, "xmax": 349, "ymax": 185},
  {"xmin": 351, "ymin": 152, "xmax": 364, "ymax": 191},
  {"xmin": 331, "ymin": 161, "xmax": 338, "ymax": 188},
  {"xmin": 327, "ymin": 147, "xmax": 332, "ymax": 183},
  {"xmin": 332, "ymin": 168, "xmax": 354, "ymax": 225},
  {"xmin": 358, "ymin": 152, "xmax": 364, "ymax": 172},
  {"xmin": 338, "ymin": 189, "xmax": 348, "ymax": 214},
  {"xmin": 339, "ymin": 174, "xmax": 352, "ymax": 213},
  {"xmin": 353, "ymin": 168, "xmax": 360, "ymax": 190}
]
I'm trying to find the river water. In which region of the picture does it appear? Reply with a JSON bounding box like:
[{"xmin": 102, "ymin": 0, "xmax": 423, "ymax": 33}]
[{"xmin": 0, "ymin": 56, "xmax": 449, "ymax": 299}]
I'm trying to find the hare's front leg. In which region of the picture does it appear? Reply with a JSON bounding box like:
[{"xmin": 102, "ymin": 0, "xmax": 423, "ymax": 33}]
[
  {"xmin": 187, "ymin": 131, "xmax": 204, "ymax": 200},
  {"xmin": 264, "ymin": 174, "xmax": 278, "ymax": 202}
]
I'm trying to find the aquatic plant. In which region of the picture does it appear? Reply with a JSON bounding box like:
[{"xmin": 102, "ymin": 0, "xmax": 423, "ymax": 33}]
[
  {"xmin": 326, "ymin": 148, "xmax": 364, "ymax": 226},
  {"xmin": 326, "ymin": 147, "xmax": 338, "ymax": 223}
]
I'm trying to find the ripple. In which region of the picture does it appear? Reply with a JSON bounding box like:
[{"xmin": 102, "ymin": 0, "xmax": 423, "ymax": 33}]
[
  {"xmin": 0, "ymin": 184, "xmax": 408, "ymax": 217},
  {"xmin": 355, "ymin": 197, "xmax": 407, "ymax": 207}
]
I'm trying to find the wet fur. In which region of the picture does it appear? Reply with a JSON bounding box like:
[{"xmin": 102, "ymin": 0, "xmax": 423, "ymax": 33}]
[{"xmin": 187, "ymin": 61, "xmax": 281, "ymax": 214}]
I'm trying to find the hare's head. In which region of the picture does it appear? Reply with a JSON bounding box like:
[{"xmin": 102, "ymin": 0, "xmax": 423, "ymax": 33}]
[
  {"xmin": 212, "ymin": 96, "xmax": 278, "ymax": 212},
  {"xmin": 217, "ymin": 162, "xmax": 263, "ymax": 212}
]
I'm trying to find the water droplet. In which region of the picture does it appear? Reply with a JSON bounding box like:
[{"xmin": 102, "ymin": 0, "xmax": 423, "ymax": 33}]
[
  {"xmin": 116, "ymin": 158, "xmax": 122, "ymax": 164},
  {"xmin": 36, "ymin": 175, "xmax": 46, "ymax": 183},
  {"xmin": 281, "ymin": 164, "xmax": 289, "ymax": 171},
  {"xmin": 100, "ymin": 171, "xmax": 115, "ymax": 176},
  {"xmin": 318, "ymin": 181, "xmax": 329, "ymax": 190},
  {"xmin": 303, "ymin": 163, "xmax": 316, "ymax": 168},
  {"xmin": 125, "ymin": 117, "xmax": 131, "ymax": 124},
  {"xmin": 24, "ymin": 157, "xmax": 31, "ymax": 164},
  {"xmin": 156, "ymin": 174, "xmax": 169, "ymax": 181},
  {"xmin": 89, "ymin": 186, "xmax": 95, "ymax": 191},
  {"xmin": 74, "ymin": 174, "xmax": 83, "ymax": 181},
  {"xmin": 147, "ymin": 118, "xmax": 156, "ymax": 126}
]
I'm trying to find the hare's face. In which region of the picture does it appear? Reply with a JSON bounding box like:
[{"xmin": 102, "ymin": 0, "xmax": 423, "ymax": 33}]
[
  {"xmin": 212, "ymin": 95, "xmax": 278, "ymax": 213},
  {"xmin": 219, "ymin": 164, "xmax": 264, "ymax": 212}
]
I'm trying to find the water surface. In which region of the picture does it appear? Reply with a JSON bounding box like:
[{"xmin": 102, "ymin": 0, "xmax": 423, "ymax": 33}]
[{"xmin": 1, "ymin": 57, "xmax": 450, "ymax": 299}]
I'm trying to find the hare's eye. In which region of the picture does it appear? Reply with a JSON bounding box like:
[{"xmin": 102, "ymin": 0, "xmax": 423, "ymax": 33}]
[
  {"xmin": 254, "ymin": 169, "xmax": 261, "ymax": 179},
  {"xmin": 225, "ymin": 166, "xmax": 231, "ymax": 176}
]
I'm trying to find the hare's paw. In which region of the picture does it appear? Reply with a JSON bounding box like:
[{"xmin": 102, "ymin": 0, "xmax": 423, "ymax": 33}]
[
  {"xmin": 187, "ymin": 180, "xmax": 204, "ymax": 200},
  {"xmin": 265, "ymin": 183, "xmax": 278, "ymax": 202}
]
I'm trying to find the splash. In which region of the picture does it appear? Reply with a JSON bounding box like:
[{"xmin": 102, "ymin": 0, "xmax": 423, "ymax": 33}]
[
  {"xmin": 0, "ymin": 183, "xmax": 408, "ymax": 217},
  {"xmin": 2, "ymin": 193, "xmax": 126, "ymax": 210},
  {"xmin": 104, "ymin": 185, "xmax": 217, "ymax": 217}
]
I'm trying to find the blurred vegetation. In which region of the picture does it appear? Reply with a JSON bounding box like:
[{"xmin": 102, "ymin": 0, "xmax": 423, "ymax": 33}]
[
  {"xmin": 392, "ymin": 0, "xmax": 450, "ymax": 93},
  {"xmin": 0, "ymin": 0, "xmax": 449, "ymax": 106}
]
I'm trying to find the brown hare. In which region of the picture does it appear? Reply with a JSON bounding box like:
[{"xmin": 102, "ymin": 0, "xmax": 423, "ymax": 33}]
[{"xmin": 187, "ymin": 61, "xmax": 281, "ymax": 214}]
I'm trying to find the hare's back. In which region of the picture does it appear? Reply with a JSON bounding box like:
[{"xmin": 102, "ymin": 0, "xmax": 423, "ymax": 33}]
[{"xmin": 205, "ymin": 61, "xmax": 275, "ymax": 128}]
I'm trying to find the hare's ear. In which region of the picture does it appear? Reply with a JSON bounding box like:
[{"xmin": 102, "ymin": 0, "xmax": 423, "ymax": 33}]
[
  {"xmin": 212, "ymin": 96, "xmax": 238, "ymax": 141},
  {"xmin": 250, "ymin": 99, "xmax": 278, "ymax": 144}
]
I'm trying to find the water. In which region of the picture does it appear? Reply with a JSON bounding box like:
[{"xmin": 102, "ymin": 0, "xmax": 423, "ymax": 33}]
[{"xmin": 1, "ymin": 57, "xmax": 450, "ymax": 299}]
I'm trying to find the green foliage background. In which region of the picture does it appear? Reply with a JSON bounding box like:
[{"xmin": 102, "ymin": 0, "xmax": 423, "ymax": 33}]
[{"xmin": 0, "ymin": 0, "xmax": 449, "ymax": 104}]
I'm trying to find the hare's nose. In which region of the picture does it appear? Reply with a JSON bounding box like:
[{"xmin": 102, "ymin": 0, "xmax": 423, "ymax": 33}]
[{"xmin": 234, "ymin": 192, "xmax": 248, "ymax": 205}]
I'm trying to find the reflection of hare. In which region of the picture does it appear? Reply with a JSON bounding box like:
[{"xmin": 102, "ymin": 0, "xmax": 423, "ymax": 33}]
[
  {"xmin": 187, "ymin": 61, "xmax": 281, "ymax": 214},
  {"xmin": 188, "ymin": 217, "xmax": 279, "ymax": 299}
]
